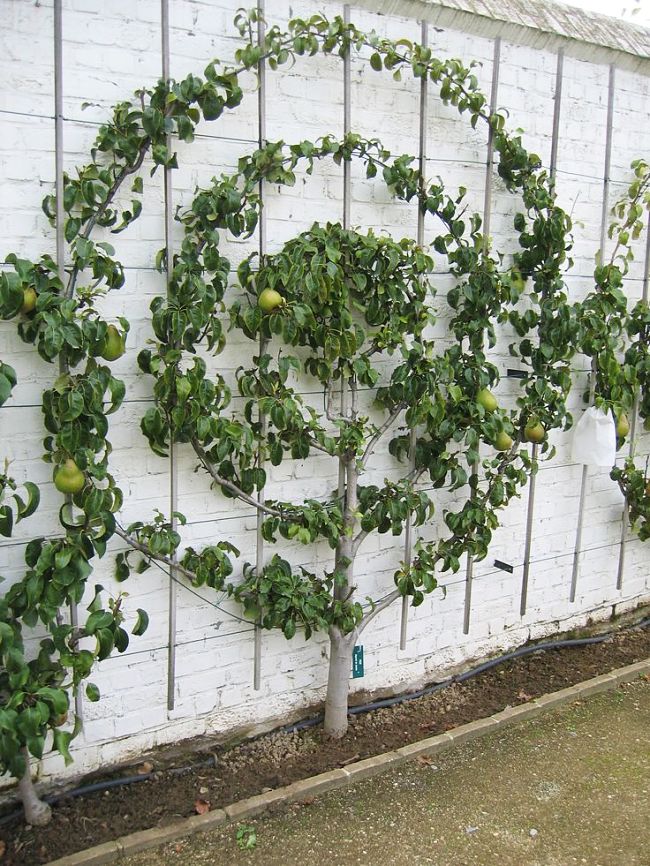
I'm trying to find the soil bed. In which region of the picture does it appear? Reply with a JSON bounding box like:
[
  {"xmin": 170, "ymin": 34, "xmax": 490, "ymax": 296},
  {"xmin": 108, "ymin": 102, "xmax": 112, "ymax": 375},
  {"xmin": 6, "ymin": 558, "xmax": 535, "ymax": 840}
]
[{"xmin": 2, "ymin": 624, "xmax": 649, "ymax": 865}]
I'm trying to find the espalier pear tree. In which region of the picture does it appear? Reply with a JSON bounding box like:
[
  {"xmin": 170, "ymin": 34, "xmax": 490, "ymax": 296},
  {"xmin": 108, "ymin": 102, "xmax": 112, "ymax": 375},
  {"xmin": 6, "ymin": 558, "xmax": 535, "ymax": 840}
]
[
  {"xmin": 584, "ymin": 159, "xmax": 650, "ymax": 538},
  {"xmin": 131, "ymin": 130, "xmax": 578, "ymax": 736},
  {"xmin": 0, "ymin": 8, "xmax": 648, "ymax": 831},
  {"xmin": 124, "ymin": 10, "xmax": 586, "ymax": 735}
]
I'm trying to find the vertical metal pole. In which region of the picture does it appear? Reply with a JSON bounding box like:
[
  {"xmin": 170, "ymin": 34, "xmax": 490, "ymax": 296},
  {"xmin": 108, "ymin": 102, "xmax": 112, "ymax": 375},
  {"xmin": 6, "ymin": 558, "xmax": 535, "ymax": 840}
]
[
  {"xmin": 399, "ymin": 20, "xmax": 428, "ymax": 651},
  {"xmin": 518, "ymin": 457, "xmax": 536, "ymax": 617},
  {"xmin": 549, "ymin": 49, "xmax": 564, "ymax": 191},
  {"xmin": 570, "ymin": 63, "xmax": 616, "ymax": 603},
  {"xmin": 254, "ymin": 336, "xmax": 267, "ymax": 689},
  {"xmin": 599, "ymin": 66, "xmax": 616, "ymax": 260},
  {"xmin": 519, "ymin": 48, "xmax": 564, "ymax": 617},
  {"xmin": 253, "ymin": 0, "xmax": 267, "ymax": 690},
  {"xmin": 638, "ymin": 214, "xmax": 650, "ymax": 360},
  {"xmin": 54, "ymin": 2, "xmax": 65, "ymax": 278},
  {"xmin": 616, "ymin": 210, "xmax": 650, "ymax": 590},
  {"xmin": 569, "ymin": 463, "xmax": 589, "ymax": 603},
  {"xmin": 415, "ymin": 21, "xmax": 428, "ymax": 261},
  {"xmin": 161, "ymin": 0, "xmax": 178, "ymax": 711},
  {"xmin": 257, "ymin": 3, "xmax": 267, "ymax": 253},
  {"xmin": 463, "ymin": 36, "xmax": 501, "ymax": 634},
  {"xmin": 481, "ymin": 38, "xmax": 501, "ymax": 246},
  {"xmin": 343, "ymin": 4, "xmax": 351, "ymax": 232},
  {"xmin": 54, "ymin": 0, "xmax": 83, "ymax": 723},
  {"xmin": 337, "ymin": 4, "xmax": 352, "ymax": 502}
]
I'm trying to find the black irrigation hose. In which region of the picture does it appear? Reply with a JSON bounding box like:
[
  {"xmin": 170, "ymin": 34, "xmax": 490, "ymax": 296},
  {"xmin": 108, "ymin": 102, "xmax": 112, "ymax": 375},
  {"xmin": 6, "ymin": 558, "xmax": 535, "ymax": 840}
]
[
  {"xmin": 282, "ymin": 615, "xmax": 650, "ymax": 733},
  {"xmin": 0, "ymin": 775, "xmax": 156, "ymax": 828},
  {"xmin": 0, "ymin": 615, "xmax": 648, "ymax": 828},
  {"xmin": 0, "ymin": 760, "xmax": 225, "ymax": 827}
]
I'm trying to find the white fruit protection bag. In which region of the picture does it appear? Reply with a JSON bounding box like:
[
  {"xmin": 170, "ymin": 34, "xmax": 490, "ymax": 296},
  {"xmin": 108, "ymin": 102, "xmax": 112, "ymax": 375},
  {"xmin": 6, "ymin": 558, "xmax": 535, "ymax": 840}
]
[{"xmin": 570, "ymin": 406, "xmax": 617, "ymax": 468}]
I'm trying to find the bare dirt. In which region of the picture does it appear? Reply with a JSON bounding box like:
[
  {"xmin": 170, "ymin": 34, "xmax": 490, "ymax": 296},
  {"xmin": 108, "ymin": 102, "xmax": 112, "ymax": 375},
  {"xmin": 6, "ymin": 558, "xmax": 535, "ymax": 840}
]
[
  {"xmin": 2, "ymin": 623, "xmax": 649, "ymax": 865},
  {"xmin": 122, "ymin": 679, "xmax": 650, "ymax": 866}
]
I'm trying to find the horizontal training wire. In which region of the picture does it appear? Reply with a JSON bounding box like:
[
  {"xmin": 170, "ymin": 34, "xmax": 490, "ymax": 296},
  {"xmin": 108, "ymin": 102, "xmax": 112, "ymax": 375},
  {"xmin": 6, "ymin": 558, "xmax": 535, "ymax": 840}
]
[
  {"xmin": 98, "ymin": 625, "xmax": 257, "ymax": 661},
  {"xmin": 0, "ymin": 443, "xmax": 643, "ymax": 550},
  {"xmin": 0, "ymin": 107, "xmax": 258, "ymax": 146},
  {"xmin": 98, "ymin": 582, "xmax": 648, "ymax": 667},
  {"xmin": 0, "ymin": 529, "xmax": 642, "ymax": 622},
  {"xmin": 1, "ymin": 255, "xmax": 646, "ymax": 281},
  {"xmin": 450, "ymin": 534, "xmax": 644, "ymax": 588},
  {"xmin": 2, "ymin": 257, "xmax": 647, "ymax": 286},
  {"xmin": 7, "ymin": 531, "xmax": 647, "ymax": 674},
  {"xmin": 0, "ymin": 366, "xmax": 629, "ymax": 412},
  {"xmin": 0, "ymin": 109, "xmax": 644, "ymax": 189}
]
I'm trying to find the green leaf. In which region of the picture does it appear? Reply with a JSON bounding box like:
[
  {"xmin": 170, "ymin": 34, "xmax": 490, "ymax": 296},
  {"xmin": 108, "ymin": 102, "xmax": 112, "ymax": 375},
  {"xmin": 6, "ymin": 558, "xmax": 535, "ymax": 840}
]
[
  {"xmin": 85, "ymin": 682, "xmax": 100, "ymax": 702},
  {"xmin": 64, "ymin": 218, "xmax": 81, "ymax": 243},
  {"xmin": 199, "ymin": 90, "xmax": 225, "ymax": 121},
  {"xmin": 142, "ymin": 106, "xmax": 164, "ymax": 137},
  {"xmin": 35, "ymin": 687, "xmax": 68, "ymax": 716},
  {"xmin": 52, "ymin": 728, "xmax": 74, "ymax": 765},
  {"xmin": 85, "ymin": 610, "xmax": 113, "ymax": 635},
  {"xmin": 86, "ymin": 584, "xmax": 105, "ymax": 613},
  {"xmin": 95, "ymin": 628, "xmax": 114, "ymax": 661},
  {"xmin": 17, "ymin": 482, "xmax": 40, "ymax": 520},
  {"xmin": 131, "ymin": 609, "xmax": 149, "ymax": 636},
  {"xmin": 0, "ymin": 273, "xmax": 24, "ymax": 317},
  {"xmin": 114, "ymin": 627, "xmax": 129, "ymax": 653},
  {"xmin": 27, "ymin": 735, "xmax": 45, "ymax": 760},
  {"xmin": 0, "ymin": 506, "xmax": 13, "ymax": 538},
  {"xmin": 0, "ymin": 371, "xmax": 16, "ymax": 407},
  {"xmin": 115, "ymin": 553, "xmax": 130, "ymax": 582}
]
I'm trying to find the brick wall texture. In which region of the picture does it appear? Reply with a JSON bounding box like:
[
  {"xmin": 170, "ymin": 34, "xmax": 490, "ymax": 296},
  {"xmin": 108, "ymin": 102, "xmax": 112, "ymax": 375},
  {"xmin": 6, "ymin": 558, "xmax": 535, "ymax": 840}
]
[{"xmin": 1, "ymin": 0, "xmax": 649, "ymax": 787}]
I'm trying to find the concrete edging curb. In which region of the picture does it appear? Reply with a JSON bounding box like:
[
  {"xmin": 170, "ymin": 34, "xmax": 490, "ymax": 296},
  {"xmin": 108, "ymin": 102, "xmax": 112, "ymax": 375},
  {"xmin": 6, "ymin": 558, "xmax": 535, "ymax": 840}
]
[{"xmin": 45, "ymin": 657, "xmax": 650, "ymax": 865}]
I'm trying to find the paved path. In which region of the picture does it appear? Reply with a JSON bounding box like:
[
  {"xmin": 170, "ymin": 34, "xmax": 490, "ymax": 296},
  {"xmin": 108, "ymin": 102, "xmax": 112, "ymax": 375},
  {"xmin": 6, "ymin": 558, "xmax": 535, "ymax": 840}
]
[{"xmin": 125, "ymin": 679, "xmax": 649, "ymax": 866}]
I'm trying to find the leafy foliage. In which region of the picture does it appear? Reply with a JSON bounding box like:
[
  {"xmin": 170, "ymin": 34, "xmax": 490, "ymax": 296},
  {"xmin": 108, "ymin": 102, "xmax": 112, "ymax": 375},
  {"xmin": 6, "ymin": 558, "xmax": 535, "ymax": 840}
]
[
  {"xmin": 611, "ymin": 459, "xmax": 650, "ymax": 541},
  {"xmin": 231, "ymin": 555, "xmax": 351, "ymax": 640},
  {"xmin": 0, "ymin": 473, "xmax": 39, "ymax": 539}
]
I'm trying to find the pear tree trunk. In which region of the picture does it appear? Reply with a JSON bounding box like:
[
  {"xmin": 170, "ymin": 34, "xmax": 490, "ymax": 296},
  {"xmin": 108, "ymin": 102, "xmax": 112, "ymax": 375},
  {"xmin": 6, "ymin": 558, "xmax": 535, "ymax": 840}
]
[
  {"xmin": 18, "ymin": 748, "xmax": 52, "ymax": 826},
  {"xmin": 324, "ymin": 626, "xmax": 357, "ymax": 737},
  {"xmin": 323, "ymin": 454, "xmax": 358, "ymax": 738}
]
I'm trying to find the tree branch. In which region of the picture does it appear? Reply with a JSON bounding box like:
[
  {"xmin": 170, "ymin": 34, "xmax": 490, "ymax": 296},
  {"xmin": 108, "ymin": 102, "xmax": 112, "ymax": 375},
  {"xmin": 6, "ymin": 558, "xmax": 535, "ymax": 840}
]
[
  {"xmin": 114, "ymin": 523, "xmax": 199, "ymax": 583},
  {"xmin": 351, "ymin": 528, "xmax": 368, "ymax": 556},
  {"xmin": 325, "ymin": 380, "xmax": 338, "ymax": 421},
  {"xmin": 349, "ymin": 376, "xmax": 358, "ymax": 420},
  {"xmin": 406, "ymin": 465, "xmax": 426, "ymax": 484},
  {"xmin": 65, "ymin": 140, "xmax": 151, "ymax": 301},
  {"xmin": 360, "ymin": 405, "xmax": 405, "ymax": 469},
  {"xmin": 307, "ymin": 435, "xmax": 335, "ymax": 455},
  {"xmin": 190, "ymin": 436, "xmax": 282, "ymax": 517},
  {"xmin": 357, "ymin": 447, "xmax": 524, "ymax": 634},
  {"xmin": 358, "ymin": 589, "xmax": 401, "ymax": 634}
]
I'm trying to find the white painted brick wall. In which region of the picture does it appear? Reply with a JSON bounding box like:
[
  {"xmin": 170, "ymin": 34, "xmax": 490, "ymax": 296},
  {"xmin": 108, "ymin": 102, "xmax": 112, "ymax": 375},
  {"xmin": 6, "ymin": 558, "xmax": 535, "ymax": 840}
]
[{"xmin": 1, "ymin": 0, "xmax": 649, "ymax": 791}]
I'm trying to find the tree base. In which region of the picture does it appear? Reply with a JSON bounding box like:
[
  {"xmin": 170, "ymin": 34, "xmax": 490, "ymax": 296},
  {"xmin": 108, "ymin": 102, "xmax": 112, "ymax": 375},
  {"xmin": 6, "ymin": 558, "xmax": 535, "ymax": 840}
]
[
  {"xmin": 323, "ymin": 628, "xmax": 356, "ymax": 738},
  {"xmin": 18, "ymin": 750, "xmax": 52, "ymax": 827}
]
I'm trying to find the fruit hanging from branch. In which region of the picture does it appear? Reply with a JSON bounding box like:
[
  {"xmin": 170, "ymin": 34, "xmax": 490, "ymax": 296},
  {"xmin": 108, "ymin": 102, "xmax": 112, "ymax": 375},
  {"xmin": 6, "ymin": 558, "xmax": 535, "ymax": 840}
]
[
  {"xmin": 258, "ymin": 288, "xmax": 285, "ymax": 314},
  {"xmin": 53, "ymin": 459, "xmax": 85, "ymax": 495},
  {"xmin": 20, "ymin": 287, "xmax": 37, "ymax": 316},
  {"xmin": 494, "ymin": 431, "xmax": 514, "ymax": 451},
  {"xmin": 477, "ymin": 388, "xmax": 498, "ymax": 413},
  {"xmin": 615, "ymin": 410, "xmax": 630, "ymax": 439},
  {"xmin": 523, "ymin": 420, "xmax": 546, "ymax": 444},
  {"xmin": 100, "ymin": 324, "xmax": 126, "ymax": 362}
]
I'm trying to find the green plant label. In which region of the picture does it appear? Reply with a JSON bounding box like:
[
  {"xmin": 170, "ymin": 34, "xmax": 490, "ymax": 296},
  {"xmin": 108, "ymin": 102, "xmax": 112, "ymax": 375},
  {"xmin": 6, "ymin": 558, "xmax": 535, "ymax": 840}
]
[{"xmin": 352, "ymin": 645, "xmax": 364, "ymax": 678}]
